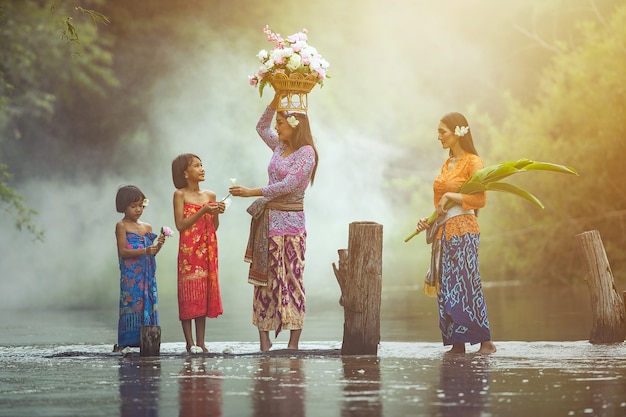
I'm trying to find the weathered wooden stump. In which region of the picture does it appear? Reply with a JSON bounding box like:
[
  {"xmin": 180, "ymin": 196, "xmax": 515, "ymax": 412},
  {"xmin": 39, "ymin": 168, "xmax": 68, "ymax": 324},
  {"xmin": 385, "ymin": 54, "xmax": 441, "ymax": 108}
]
[
  {"xmin": 140, "ymin": 325, "xmax": 161, "ymax": 357},
  {"xmin": 575, "ymin": 230, "xmax": 625, "ymax": 344},
  {"xmin": 333, "ymin": 221, "xmax": 383, "ymax": 355}
]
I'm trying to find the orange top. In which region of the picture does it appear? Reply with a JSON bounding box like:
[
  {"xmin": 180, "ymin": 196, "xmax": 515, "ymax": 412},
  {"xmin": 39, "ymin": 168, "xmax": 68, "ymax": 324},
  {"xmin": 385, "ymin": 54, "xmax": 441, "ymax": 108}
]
[{"xmin": 433, "ymin": 152, "xmax": 486, "ymax": 240}]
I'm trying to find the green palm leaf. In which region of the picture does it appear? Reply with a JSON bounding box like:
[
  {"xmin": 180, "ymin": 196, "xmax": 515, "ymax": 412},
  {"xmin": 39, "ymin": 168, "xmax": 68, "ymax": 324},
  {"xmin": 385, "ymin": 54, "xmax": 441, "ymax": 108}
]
[
  {"xmin": 484, "ymin": 182, "xmax": 544, "ymax": 209},
  {"xmin": 520, "ymin": 161, "xmax": 578, "ymax": 175},
  {"xmin": 456, "ymin": 183, "xmax": 487, "ymax": 194},
  {"xmin": 404, "ymin": 159, "xmax": 578, "ymax": 242},
  {"xmin": 468, "ymin": 165, "xmax": 520, "ymax": 184}
]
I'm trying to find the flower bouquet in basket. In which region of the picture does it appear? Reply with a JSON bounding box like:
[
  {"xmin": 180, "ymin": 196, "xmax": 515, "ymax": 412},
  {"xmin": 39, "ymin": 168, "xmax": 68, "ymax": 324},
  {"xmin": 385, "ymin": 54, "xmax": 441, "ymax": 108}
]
[{"xmin": 248, "ymin": 25, "xmax": 330, "ymax": 103}]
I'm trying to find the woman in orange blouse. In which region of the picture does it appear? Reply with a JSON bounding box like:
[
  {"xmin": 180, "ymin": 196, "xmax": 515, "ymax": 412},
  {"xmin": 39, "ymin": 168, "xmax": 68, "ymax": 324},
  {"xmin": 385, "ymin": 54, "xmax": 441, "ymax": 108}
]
[{"xmin": 416, "ymin": 112, "xmax": 497, "ymax": 354}]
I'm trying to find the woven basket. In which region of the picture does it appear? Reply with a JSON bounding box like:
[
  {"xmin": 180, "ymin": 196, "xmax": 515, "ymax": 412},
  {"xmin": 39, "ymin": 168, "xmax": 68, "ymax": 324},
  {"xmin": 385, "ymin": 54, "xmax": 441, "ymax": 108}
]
[{"xmin": 268, "ymin": 72, "xmax": 319, "ymax": 94}]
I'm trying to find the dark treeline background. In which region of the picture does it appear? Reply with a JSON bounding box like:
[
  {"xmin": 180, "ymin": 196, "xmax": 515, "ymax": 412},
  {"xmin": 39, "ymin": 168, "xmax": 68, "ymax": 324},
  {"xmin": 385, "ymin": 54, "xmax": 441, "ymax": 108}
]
[{"xmin": 0, "ymin": 0, "xmax": 624, "ymax": 310}]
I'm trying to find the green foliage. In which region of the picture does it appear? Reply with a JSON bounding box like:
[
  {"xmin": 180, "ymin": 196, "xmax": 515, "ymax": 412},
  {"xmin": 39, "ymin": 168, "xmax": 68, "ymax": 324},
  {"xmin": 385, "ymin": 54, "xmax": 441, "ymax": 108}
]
[
  {"xmin": 0, "ymin": 164, "xmax": 43, "ymax": 240},
  {"xmin": 481, "ymin": 2, "xmax": 626, "ymax": 284},
  {"xmin": 0, "ymin": 0, "xmax": 115, "ymax": 237}
]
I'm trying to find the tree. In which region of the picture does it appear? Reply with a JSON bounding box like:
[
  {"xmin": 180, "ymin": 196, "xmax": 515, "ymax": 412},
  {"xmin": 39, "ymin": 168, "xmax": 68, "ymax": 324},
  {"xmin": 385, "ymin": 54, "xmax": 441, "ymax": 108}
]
[
  {"xmin": 0, "ymin": 0, "xmax": 114, "ymax": 237},
  {"xmin": 480, "ymin": 2, "xmax": 626, "ymax": 284}
]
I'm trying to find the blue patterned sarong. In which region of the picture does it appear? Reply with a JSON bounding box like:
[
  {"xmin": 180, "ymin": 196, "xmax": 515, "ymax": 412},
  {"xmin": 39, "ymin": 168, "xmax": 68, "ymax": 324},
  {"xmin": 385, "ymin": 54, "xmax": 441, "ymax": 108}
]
[
  {"xmin": 118, "ymin": 232, "xmax": 159, "ymax": 348},
  {"xmin": 438, "ymin": 226, "xmax": 491, "ymax": 346}
]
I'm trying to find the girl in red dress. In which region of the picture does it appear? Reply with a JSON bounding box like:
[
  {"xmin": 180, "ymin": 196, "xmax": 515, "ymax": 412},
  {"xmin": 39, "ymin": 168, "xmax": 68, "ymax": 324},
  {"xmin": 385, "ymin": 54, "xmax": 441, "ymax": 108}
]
[{"xmin": 172, "ymin": 153, "xmax": 225, "ymax": 353}]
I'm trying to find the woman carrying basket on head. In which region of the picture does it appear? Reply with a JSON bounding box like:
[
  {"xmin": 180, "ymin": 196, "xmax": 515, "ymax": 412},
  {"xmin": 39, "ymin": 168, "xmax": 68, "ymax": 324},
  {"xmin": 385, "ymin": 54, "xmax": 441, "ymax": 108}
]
[{"xmin": 229, "ymin": 92, "xmax": 319, "ymax": 352}]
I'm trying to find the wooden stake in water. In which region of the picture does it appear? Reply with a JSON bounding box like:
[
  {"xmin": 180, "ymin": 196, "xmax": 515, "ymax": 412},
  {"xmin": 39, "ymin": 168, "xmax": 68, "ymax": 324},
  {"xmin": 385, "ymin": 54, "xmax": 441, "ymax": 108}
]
[
  {"xmin": 333, "ymin": 221, "xmax": 383, "ymax": 355},
  {"xmin": 576, "ymin": 230, "xmax": 625, "ymax": 344},
  {"xmin": 140, "ymin": 325, "xmax": 161, "ymax": 357}
]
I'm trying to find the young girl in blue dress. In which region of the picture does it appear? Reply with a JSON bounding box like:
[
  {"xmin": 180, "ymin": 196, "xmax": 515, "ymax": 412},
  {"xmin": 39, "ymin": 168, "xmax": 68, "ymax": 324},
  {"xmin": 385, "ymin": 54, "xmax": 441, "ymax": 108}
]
[{"xmin": 114, "ymin": 185, "xmax": 166, "ymax": 351}]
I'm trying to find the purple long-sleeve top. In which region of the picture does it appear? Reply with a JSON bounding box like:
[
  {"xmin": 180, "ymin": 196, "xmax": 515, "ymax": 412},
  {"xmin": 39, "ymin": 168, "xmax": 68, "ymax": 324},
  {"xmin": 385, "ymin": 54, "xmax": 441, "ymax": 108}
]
[{"xmin": 256, "ymin": 106, "xmax": 315, "ymax": 237}]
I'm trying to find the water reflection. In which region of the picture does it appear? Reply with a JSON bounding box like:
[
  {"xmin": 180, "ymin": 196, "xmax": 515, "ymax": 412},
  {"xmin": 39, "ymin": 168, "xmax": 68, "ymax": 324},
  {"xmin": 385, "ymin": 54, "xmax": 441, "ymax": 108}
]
[
  {"xmin": 252, "ymin": 357, "xmax": 306, "ymax": 417},
  {"xmin": 340, "ymin": 356, "xmax": 382, "ymax": 417},
  {"xmin": 434, "ymin": 354, "xmax": 490, "ymax": 417},
  {"xmin": 582, "ymin": 376, "xmax": 626, "ymax": 417},
  {"xmin": 178, "ymin": 357, "xmax": 223, "ymax": 417},
  {"xmin": 118, "ymin": 356, "xmax": 161, "ymax": 417}
]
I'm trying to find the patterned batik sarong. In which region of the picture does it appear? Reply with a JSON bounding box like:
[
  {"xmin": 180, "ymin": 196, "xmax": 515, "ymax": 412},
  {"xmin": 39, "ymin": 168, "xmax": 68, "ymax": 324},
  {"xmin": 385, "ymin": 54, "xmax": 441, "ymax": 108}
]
[
  {"xmin": 118, "ymin": 232, "xmax": 159, "ymax": 348},
  {"xmin": 177, "ymin": 203, "xmax": 223, "ymax": 320},
  {"xmin": 253, "ymin": 233, "xmax": 306, "ymax": 337},
  {"xmin": 438, "ymin": 226, "xmax": 491, "ymax": 346}
]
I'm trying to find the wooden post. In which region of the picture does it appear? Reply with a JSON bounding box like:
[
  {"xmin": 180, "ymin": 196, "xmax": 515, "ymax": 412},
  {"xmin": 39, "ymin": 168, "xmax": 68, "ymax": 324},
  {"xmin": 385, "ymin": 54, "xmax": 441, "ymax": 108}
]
[
  {"xmin": 140, "ymin": 325, "xmax": 161, "ymax": 357},
  {"xmin": 332, "ymin": 221, "xmax": 383, "ymax": 355},
  {"xmin": 575, "ymin": 230, "xmax": 625, "ymax": 344}
]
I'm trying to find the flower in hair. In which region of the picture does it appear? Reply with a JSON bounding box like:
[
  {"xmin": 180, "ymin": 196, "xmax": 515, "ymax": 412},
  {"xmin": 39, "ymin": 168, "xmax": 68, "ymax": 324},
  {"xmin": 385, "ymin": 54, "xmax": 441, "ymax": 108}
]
[
  {"xmin": 454, "ymin": 126, "xmax": 470, "ymax": 137},
  {"xmin": 142, "ymin": 199, "xmax": 149, "ymax": 207},
  {"xmin": 287, "ymin": 115, "xmax": 300, "ymax": 128}
]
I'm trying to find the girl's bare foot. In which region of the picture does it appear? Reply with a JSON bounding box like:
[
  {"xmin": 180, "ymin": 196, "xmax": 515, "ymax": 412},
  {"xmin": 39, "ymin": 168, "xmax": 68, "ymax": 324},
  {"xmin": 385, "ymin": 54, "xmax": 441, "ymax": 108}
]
[
  {"xmin": 287, "ymin": 329, "xmax": 302, "ymax": 350},
  {"xmin": 477, "ymin": 341, "xmax": 497, "ymax": 354},
  {"xmin": 186, "ymin": 344, "xmax": 193, "ymax": 353},
  {"xmin": 198, "ymin": 344, "xmax": 209, "ymax": 353},
  {"xmin": 259, "ymin": 330, "xmax": 272, "ymax": 352},
  {"xmin": 446, "ymin": 344, "xmax": 466, "ymax": 354}
]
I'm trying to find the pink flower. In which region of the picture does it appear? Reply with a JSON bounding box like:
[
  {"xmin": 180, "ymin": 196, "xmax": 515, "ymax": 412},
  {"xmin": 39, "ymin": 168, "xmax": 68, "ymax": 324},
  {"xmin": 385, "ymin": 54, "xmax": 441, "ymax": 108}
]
[
  {"xmin": 161, "ymin": 226, "xmax": 174, "ymax": 237},
  {"xmin": 300, "ymin": 52, "xmax": 312, "ymax": 65},
  {"xmin": 248, "ymin": 75, "xmax": 258, "ymax": 86},
  {"xmin": 290, "ymin": 40, "xmax": 306, "ymax": 53},
  {"xmin": 287, "ymin": 32, "xmax": 307, "ymax": 44}
]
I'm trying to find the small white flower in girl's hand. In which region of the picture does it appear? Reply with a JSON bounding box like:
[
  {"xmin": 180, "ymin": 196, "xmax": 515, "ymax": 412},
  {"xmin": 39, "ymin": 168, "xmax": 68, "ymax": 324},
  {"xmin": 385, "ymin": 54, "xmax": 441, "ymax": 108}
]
[
  {"xmin": 161, "ymin": 226, "xmax": 173, "ymax": 237},
  {"xmin": 230, "ymin": 178, "xmax": 237, "ymax": 185},
  {"xmin": 143, "ymin": 199, "xmax": 149, "ymax": 207}
]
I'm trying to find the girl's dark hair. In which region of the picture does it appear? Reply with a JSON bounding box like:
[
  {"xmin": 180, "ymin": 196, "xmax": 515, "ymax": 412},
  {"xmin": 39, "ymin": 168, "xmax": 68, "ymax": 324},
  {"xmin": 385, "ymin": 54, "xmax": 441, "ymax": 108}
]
[
  {"xmin": 115, "ymin": 185, "xmax": 146, "ymax": 213},
  {"xmin": 440, "ymin": 112, "xmax": 479, "ymax": 156},
  {"xmin": 280, "ymin": 111, "xmax": 319, "ymax": 185},
  {"xmin": 172, "ymin": 153, "xmax": 201, "ymax": 189}
]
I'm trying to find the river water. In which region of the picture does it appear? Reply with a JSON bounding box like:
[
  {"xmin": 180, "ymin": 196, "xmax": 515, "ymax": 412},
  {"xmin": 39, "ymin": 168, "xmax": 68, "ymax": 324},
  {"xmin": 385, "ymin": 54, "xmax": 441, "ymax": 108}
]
[{"xmin": 1, "ymin": 284, "xmax": 625, "ymax": 417}]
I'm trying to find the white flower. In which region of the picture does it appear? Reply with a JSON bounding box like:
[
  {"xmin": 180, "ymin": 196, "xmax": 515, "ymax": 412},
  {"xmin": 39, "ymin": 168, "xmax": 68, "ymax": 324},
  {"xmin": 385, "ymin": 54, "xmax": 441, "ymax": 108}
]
[
  {"xmin": 142, "ymin": 199, "xmax": 149, "ymax": 207},
  {"xmin": 190, "ymin": 346, "xmax": 203, "ymax": 354},
  {"xmin": 455, "ymin": 125, "xmax": 470, "ymax": 137},
  {"xmin": 257, "ymin": 49, "xmax": 268, "ymax": 62},
  {"xmin": 286, "ymin": 53, "xmax": 302, "ymax": 71},
  {"xmin": 287, "ymin": 115, "xmax": 299, "ymax": 128},
  {"xmin": 303, "ymin": 45, "xmax": 318, "ymax": 55},
  {"xmin": 260, "ymin": 59, "xmax": 274, "ymax": 74},
  {"xmin": 230, "ymin": 178, "xmax": 237, "ymax": 185},
  {"xmin": 309, "ymin": 55, "xmax": 323, "ymax": 70}
]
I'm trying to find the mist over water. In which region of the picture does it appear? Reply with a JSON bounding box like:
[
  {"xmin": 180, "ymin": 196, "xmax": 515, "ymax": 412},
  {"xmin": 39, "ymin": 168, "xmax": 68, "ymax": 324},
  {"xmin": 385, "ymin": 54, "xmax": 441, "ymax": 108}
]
[{"xmin": 0, "ymin": 35, "xmax": 399, "ymax": 316}]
